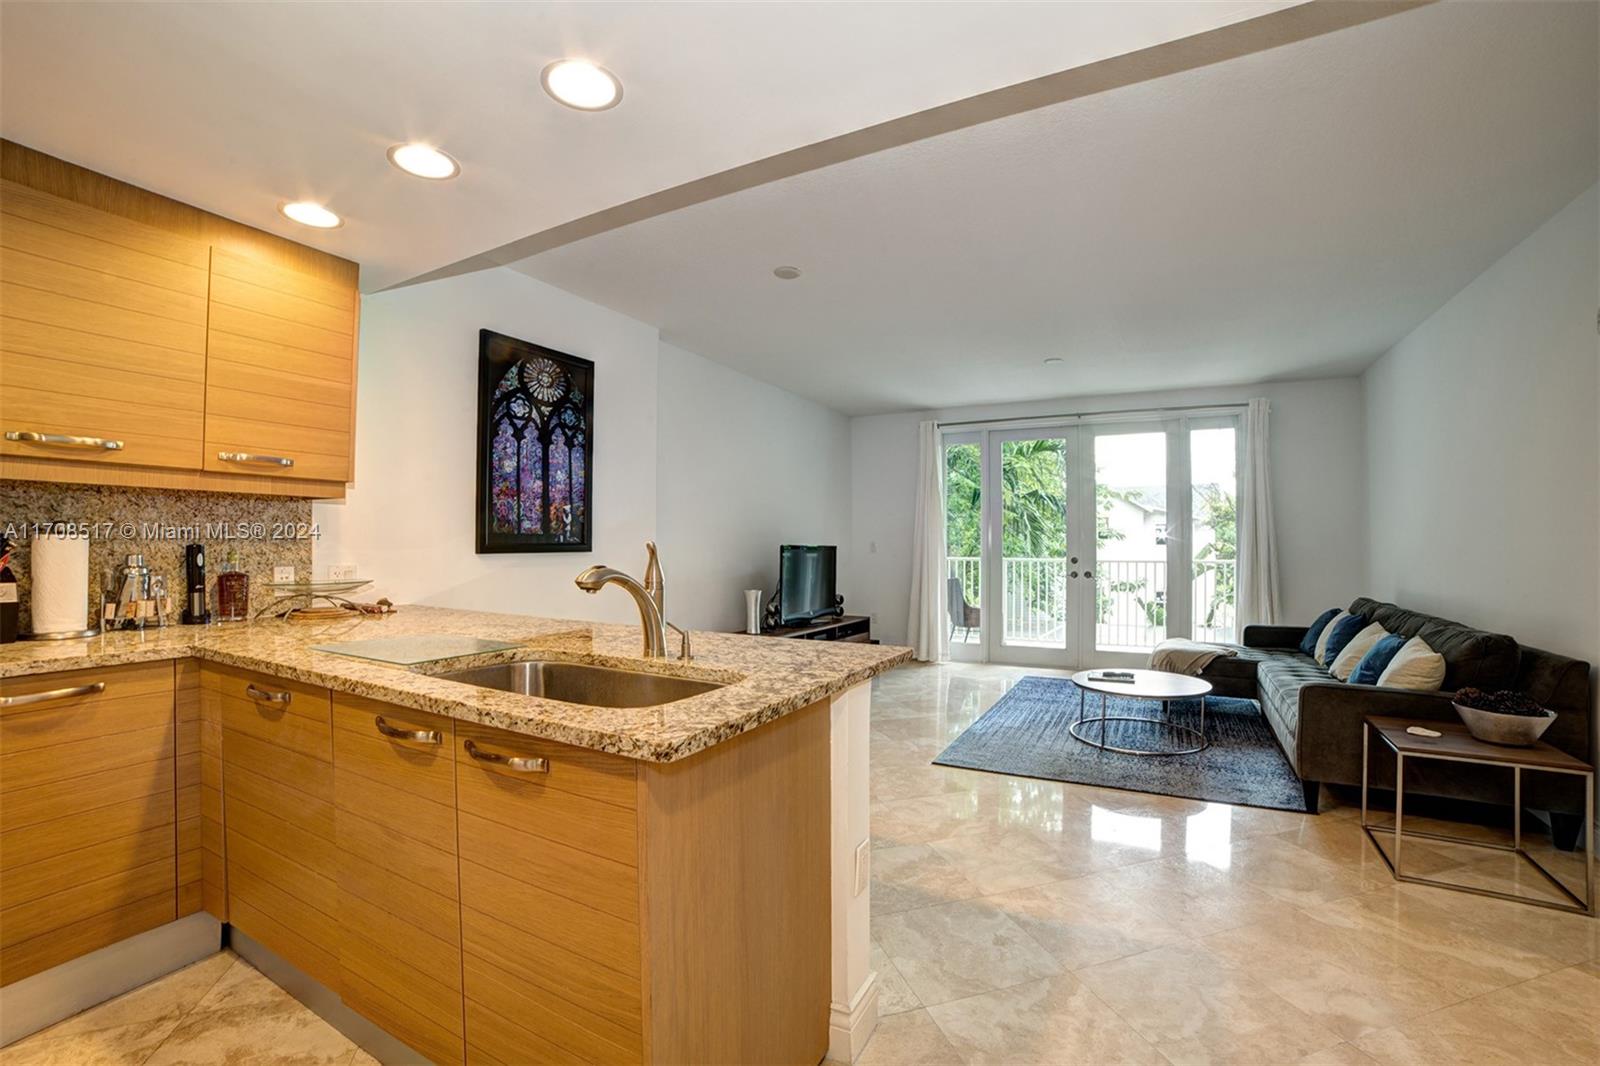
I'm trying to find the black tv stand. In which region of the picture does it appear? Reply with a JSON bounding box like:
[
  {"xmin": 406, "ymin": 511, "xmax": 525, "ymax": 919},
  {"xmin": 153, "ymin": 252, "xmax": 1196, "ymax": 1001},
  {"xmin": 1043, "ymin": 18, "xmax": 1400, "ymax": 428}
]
[{"xmin": 749, "ymin": 614, "xmax": 875, "ymax": 644}]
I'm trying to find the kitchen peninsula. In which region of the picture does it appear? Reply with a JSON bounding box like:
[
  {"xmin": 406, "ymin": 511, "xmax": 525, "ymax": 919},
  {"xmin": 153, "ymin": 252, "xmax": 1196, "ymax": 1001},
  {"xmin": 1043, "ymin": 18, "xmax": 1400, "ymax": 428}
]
[{"xmin": 0, "ymin": 606, "xmax": 910, "ymax": 1064}]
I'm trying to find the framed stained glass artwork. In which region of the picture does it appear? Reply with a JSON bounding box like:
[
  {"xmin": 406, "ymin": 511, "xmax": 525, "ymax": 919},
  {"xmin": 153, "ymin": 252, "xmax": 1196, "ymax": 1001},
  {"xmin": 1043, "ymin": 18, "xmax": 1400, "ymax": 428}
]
[{"xmin": 475, "ymin": 329, "xmax": 594, "ymax": 553}]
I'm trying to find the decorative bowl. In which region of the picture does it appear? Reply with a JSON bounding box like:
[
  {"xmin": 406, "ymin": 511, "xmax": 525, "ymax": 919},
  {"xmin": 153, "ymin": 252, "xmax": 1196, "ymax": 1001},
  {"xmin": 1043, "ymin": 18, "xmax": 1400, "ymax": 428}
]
[{"xmin": 1452, "ymin": 702, "xmax": 1555, "ymax": 746}]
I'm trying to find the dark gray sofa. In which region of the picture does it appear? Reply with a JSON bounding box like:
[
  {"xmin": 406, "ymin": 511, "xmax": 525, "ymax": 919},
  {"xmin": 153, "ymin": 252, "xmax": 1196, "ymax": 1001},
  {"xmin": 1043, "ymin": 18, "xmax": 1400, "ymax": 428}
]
[{"xmin": 1199, "ymin": 597, "xmax": 1593, "ymax": 837}]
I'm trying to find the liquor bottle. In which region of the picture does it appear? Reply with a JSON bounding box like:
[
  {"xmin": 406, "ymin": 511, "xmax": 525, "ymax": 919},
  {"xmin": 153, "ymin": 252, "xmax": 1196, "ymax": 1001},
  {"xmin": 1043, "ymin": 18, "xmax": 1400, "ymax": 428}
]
[
  {"xmin": 217, "ymin": 550, "xmax": 250, "ymax": 622},
  {"xmin": 0, "ymin": 536, "xmax": 17, "ymax": 643}
]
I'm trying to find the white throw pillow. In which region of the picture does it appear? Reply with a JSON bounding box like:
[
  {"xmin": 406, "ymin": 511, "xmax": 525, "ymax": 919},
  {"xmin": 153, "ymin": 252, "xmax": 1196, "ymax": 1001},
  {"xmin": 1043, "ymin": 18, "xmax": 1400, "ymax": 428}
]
[
  {"xmin": 1377, "ymin": 636, "xmax": 1447, "ymax": 691},
  {"xmin": 1330, "ymin": 622, "xmax": 1388, "ymax": 681},
  {"xmin": 1313, "ymin": 610, "xmax": 1351, "ymax": 664}
]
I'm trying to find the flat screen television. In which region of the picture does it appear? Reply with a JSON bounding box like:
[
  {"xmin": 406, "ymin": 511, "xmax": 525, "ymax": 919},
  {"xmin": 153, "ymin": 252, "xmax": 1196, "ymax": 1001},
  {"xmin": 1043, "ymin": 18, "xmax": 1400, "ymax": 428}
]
[{"xmin": 778, "ymin": 544, "xmax": 838, "ymax": 625}]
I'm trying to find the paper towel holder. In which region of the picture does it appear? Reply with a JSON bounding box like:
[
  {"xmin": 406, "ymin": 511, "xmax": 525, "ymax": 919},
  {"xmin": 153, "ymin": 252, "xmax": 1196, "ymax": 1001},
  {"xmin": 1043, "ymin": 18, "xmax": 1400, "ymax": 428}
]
[
  {"xmin": 22, "ymin": 521, "xmax": 102, "ymax": 640},
  {"xmin": 22, "ymin": 626, "xmax": 102, "ymax": 640}
]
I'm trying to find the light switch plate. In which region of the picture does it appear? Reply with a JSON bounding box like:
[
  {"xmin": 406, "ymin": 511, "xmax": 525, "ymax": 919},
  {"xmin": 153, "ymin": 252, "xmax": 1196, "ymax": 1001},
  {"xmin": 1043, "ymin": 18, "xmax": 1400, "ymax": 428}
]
[
  {"xmin": 327, "ymin": 564, "xmax": 357, "ymax": 581},
  {"xmin": 273, "ymin": 565, "xmax": 295, "ymax": 598},
  {"xmin": 853, "ymin": 839, "xmax": 871, "ymax": 897}
]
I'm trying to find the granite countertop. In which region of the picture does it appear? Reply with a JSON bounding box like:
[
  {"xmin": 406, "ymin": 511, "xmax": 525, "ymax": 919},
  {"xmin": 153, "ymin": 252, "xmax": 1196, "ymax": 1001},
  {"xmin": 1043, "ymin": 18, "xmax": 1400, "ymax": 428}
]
[{"xmin": 0, "ymin": 606, "xmax": 911, "ymax": 762}]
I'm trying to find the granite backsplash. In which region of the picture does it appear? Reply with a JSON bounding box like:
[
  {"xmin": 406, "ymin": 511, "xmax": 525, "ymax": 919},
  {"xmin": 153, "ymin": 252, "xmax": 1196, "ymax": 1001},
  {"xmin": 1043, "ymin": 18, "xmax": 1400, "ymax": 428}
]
[{"xmin": 1, "ymin": 482, "xmax": 315, "ymax": 632}]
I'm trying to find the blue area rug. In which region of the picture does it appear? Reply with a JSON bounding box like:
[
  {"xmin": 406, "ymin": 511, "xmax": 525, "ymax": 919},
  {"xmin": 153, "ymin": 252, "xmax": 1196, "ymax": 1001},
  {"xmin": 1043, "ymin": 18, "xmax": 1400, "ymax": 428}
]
[{"xmin": 933, "ymin": 675, "xmax": 1308, "ymax": 812}]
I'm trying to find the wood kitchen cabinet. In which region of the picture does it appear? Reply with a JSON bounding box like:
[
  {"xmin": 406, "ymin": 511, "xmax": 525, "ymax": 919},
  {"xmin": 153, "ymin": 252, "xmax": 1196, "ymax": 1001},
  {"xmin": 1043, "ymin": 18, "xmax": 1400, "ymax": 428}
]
[
  {"xmin": 456, "ymin": 702, "xmax": 831, "ymax": 1066},
  {"xmin": 332, "ymin": 693, "xmax": 464, "ymax": 1065},
  {"xmin": 0, "ymin": 662, "xmax": 178, "ymax": 986},
  {"xmin": 0, "ymin": 139, "xmax": 359, "ymax": 498},
  {"xmin": 0, "ymin": 656, "xmax": 831, "ymax": 1064},
  {"xmin": 204, "ymin": 248, "xmax": 356, "ymax": 483},
  {"xmin": 0, "ymin": 179, "xmax": 209, "ymax": 471},
  {"xmin": 205, "ymin": 663, "xmax": 340, "ymax": 990},
  {"xmin": 455, "ymin": 721, "xmax": 646, "ymax": 1065}
]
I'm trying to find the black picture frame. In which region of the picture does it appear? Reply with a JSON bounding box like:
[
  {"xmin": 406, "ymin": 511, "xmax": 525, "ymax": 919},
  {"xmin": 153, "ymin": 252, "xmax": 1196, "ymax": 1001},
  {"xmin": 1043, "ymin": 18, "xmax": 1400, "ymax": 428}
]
[{"xmin": 475, "ymin": 329, "xmax": 595, "ymax": 554}]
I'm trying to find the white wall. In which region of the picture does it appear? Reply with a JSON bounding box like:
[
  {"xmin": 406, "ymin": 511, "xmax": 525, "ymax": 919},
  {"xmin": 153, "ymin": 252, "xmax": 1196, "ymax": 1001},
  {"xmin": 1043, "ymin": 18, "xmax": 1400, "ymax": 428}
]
[
  {"xmin": 1364, "ymin": 184, "xmax": 1598, "ymax": 665},
  {"xmin": 849, "ymin": 378, "xmax": 1368, "ymax": 646},
  {"xmin": 313, "ymin": 267, "xmax": 659, "ymax": 624},
  {"xmin": 313, "ymin": 270, "xmax": 854, "ymax": 631},
  {"xmin": 655, "ymin": 343, "xmax": 852, "ymax": 631}
]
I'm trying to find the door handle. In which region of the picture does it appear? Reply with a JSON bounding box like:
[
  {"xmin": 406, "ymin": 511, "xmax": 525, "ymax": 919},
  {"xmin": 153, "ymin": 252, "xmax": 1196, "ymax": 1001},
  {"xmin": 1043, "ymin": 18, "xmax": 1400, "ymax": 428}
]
[
  {"xmin": 0, "ymin": 682, "xmax": 105, "ymax": 708},
  {"xmin": 374, "ymin": 715, "xmax": 441, "ymax": 745},
  {"xmin": 464, "ymin": 738, "xmax": 549, "ymax": 773}
]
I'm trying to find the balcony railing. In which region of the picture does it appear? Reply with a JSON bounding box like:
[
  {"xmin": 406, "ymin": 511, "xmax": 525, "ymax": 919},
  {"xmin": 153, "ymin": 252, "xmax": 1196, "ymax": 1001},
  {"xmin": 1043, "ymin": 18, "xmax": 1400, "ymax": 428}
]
[{"xmin": 945, "ymin": 556, "xmax": 1237, "ymax": 650}]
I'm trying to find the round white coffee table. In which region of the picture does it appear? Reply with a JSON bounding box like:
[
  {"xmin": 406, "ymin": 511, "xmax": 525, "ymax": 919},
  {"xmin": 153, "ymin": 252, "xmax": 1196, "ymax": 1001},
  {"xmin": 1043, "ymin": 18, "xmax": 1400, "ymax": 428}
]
[{"xmin": 1070, "ymin": 668, "xmax": 1213, "ymax": 756}]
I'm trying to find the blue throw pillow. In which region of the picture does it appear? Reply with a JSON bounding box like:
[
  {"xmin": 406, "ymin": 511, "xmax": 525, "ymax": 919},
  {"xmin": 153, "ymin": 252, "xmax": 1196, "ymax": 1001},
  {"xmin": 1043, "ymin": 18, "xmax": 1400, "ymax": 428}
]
[
  {"xmin": 1299, "ymin": 608, "xmax": 1340, "ymax": 656},
  {"xmin": 1320, "ymin": 613, "xmax": 1369, "ymax": 669},
  {"xmin": 1351, "ymin": 633, "xmax": 1407, "ymax": 685}
]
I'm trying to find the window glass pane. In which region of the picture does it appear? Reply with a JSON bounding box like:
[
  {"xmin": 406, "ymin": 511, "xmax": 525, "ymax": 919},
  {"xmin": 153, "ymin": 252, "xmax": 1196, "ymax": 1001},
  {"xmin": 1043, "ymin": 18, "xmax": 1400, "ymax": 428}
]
[
  {"xmin": 1000, "ymin": 438, "xmax": 1069, "ymax": 648},
  {"xmin": 1191, "ymin": 426, "xmax": 1238, "ymax": 643},
  {"xmin": 943, "ymin": 441, "xmax": 982, "ymax": 644},
  {"xmin": 1094, "ymin": 432, "xmax": 1168, "ymax": 651}
]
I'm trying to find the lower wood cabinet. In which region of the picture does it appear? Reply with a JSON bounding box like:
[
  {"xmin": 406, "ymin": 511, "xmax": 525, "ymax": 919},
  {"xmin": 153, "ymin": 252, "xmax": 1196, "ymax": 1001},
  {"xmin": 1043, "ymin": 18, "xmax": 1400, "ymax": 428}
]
[
  {"xmin": 207, "ymin": 663, "xmax": 339, "ymax": 990},
  {"xmin": 455, "ymin": 721, "xmax": 645, "ymax": 1065},
  {"xmin": 333, "ymin": 693, "xmax": 464, "ymax": 1065},
  {"xmin": 0, "ymin": 660, "xmax": 830, "ymax": 1065},
  {"xmin": 0, "ymin": 661, "xmax": 177, "ymax": 985}
]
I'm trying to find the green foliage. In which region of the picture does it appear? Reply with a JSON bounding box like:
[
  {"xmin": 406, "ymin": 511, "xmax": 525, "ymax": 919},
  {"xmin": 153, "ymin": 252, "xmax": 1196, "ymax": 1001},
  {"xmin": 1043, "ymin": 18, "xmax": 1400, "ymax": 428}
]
[
  {"xmin": 944, "ymin": 438, "xmax": 1131, "ymax": 561},
  {"xmin": 1192, "ymin": 483, "xmax": 1237, "ymax": 626},
  {"xmin": 944, "ymin": 443, "xmax": 982, "ymax": 558}
]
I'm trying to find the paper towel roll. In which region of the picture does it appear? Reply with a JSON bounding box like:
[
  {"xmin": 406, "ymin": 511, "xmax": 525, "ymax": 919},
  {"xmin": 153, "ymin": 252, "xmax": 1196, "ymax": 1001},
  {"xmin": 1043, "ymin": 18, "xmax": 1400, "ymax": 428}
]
[{"xmin": 30, "ymin": 526, "xmax": 91, "ymax": 635}]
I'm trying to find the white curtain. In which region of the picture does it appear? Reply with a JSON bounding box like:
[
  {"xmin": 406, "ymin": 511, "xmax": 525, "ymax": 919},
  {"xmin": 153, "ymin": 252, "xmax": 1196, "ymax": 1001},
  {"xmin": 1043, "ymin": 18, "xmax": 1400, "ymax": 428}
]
[
  {"xmin": 1237, "ymin": 397, "xmax": 1282, "ymax": 627},
  {"xmin": 907, "ymin": 420, "xmax": 950, "ymax": 662}
]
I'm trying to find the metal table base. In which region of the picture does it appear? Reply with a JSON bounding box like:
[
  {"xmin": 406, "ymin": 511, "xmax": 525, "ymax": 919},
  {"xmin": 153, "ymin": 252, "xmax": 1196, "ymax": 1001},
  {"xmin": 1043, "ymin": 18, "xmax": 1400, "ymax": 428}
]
[
  {"xmin": 1069, "ymin": 685, "xmax": 1209, "ymax": 757},
  {"xmin": 1360, "ymin": 719, "xmax": 1595, "ymax": 916}
]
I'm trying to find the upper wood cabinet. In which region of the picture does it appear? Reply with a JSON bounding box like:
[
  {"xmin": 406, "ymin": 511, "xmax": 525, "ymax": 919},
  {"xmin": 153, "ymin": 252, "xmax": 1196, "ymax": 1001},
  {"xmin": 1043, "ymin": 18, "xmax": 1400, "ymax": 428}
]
[
  {"xmin": 0, "ymin": 141, "xmax": 360, "ymax": 498},
  {"xmin": 205, "ymin": 249, "xmax": 356, "ymax": 482},
  {"xmin": 0, "ymin": 180, "xmax": 210, "ymax": 470}
]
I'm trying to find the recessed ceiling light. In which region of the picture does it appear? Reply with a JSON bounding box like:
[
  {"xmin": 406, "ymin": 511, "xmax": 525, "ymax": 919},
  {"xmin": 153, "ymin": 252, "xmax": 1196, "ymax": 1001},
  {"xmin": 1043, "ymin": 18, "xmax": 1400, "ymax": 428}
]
[
  {"xmin": 387, "ymin": 143, "xmax": 460, "ymax": 180},
  {"xmin": 279, "ymin": 201, "xmax": 342, "ymax": 229},
  {"xmin": 773, "ymin": 265, "xmax": 802, "ymax": 280},
  {"xmin": 541, "ymin": 59, "xmax": 622, "ymax": 111}
]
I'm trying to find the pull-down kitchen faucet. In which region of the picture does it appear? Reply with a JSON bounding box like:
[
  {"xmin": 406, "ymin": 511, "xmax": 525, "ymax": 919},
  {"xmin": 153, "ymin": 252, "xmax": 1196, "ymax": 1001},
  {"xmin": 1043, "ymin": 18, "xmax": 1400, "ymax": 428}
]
[{"xmin": 575, "ymin": 542, "xmax": 690, "ymax": 660}]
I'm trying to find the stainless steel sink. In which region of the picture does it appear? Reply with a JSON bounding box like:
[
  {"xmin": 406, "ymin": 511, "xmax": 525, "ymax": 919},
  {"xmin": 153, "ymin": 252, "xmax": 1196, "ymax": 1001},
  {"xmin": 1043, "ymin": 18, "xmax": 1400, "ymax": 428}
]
[{"xmin": 433, "ymin": 660, "xmax": 722, "ymax": 708}]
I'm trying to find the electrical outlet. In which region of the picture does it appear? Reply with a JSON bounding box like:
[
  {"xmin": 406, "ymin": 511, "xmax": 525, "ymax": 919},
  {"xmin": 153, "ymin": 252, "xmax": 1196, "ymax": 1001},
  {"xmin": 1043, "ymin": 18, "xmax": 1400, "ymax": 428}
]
[
  {"xmin": 853, "ymin": 839, "xmax": 871, "ymax": 897},
  {"xmin": 327, "ymin": 564, "xmax": 357, "ymax": 581},
  {"xmin": 273, "ymin": 565, "xmax": 295, "ymax": 598}
]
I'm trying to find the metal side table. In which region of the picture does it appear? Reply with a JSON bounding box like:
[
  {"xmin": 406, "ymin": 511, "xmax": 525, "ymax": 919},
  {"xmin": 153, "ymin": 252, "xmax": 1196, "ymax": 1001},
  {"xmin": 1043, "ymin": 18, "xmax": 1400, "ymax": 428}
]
[{"xmin": 1361, "ymin": 716, "xmax": 1595, "ymax": 916}]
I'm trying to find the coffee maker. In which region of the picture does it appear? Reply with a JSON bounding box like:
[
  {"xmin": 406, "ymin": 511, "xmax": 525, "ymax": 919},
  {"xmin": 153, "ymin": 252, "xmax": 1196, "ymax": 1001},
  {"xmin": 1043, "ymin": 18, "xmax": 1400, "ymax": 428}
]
[{"xmin": 182, "ymin": 544, "xmax": 210, "ymax": 625}]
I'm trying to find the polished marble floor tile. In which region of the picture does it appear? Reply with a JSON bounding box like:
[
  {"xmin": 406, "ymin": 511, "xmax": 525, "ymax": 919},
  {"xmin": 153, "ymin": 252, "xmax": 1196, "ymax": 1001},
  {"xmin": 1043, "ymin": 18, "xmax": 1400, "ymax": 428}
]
[
  {"xmin": 1353, "ymin": 960, "xmax": 1600, "ymax": 1065},
  {"xmin": 874, "ymin": 897, "xmax": 1064, "ymax": 1006},
  {"xmin": 0, "ymin": 953, "xmax": 362, "ymax": 1066},
  {"xmin": 872, "ymin": 843, "xmax": 984, "ymax": 916},
  {"xmin": 926, "ymin": 974, "xmax": 1165, "ymax": 1065},
  {"xmin": 855, "ymin": 1010, "xmax": 965, "ymax": 1066},
  {"xmin": 985, "ymin": 874, "xmax": 1188, "ymax": 971},
  {"xmin": 1077, "ymin": 940, "xmax": 1348, "ymax": 1064},
  {"xmin": 862, "ymin": 661, "xmax": 1597, "ymax": 1065}
]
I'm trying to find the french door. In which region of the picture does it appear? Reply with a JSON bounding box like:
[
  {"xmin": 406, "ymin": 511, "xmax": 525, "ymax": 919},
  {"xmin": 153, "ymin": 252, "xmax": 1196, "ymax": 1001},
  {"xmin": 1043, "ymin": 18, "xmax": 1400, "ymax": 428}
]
[{"xmin": 941, "ymin": 414, "xmax": 1240, "ymax": 669}]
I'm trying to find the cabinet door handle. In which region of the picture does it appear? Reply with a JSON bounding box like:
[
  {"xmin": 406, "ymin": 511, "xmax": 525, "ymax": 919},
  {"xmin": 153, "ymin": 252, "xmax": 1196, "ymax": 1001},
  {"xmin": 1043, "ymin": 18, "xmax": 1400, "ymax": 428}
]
[
  {"xmin": 463, "ymin": 738, "xmax": 548, "ymax": 773},
  {"xmin": 375, "ymin": 715, "xmax": 441, "ymax": 745},
  {"xmin": 6, "ymin": 431, "xmax": 124, "ymax": 451},
  {"xmin": 0, "ymin": 682, "xmax": 105, "ymax": 708},
  {"xmin": 217, "ymin": 451, "xmax": 294, "ymax": 468},
  {"xmin": 244, "ymin": 683, "xmax": 292, "ymax": 705}
]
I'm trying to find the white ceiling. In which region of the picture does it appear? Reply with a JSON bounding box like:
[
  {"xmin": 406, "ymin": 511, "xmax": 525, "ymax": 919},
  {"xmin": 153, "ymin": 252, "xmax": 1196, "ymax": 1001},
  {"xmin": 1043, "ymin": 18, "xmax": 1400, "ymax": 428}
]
[
  {"xmin": 0, "ymin": 0, "xmax": 1292, "ymax": 292},
  {"xmin": 511, "ymin": 0, "xmax": 1599, "ymax": 416}
]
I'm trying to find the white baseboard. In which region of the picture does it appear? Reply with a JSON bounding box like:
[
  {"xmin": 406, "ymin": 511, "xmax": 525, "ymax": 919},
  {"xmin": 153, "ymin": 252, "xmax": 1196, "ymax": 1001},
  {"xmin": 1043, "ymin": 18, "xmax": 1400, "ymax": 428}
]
[
  {"xmin": 0, "ymin": 913, "xmax": 222, "ymax": 1047},
  {"xmin": 828, "ymin": 968, "xmax": 880, "ymax": 1063}
]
